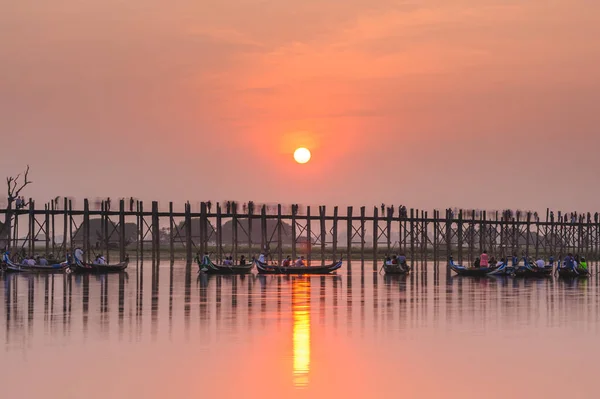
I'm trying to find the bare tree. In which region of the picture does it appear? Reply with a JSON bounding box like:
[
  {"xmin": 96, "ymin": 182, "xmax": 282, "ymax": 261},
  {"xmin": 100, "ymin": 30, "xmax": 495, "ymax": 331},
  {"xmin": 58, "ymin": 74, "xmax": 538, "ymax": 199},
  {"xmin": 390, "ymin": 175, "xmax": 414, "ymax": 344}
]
[{"xmin": 1, "ymin": 165, "xmax": 33, "ymax": 249}]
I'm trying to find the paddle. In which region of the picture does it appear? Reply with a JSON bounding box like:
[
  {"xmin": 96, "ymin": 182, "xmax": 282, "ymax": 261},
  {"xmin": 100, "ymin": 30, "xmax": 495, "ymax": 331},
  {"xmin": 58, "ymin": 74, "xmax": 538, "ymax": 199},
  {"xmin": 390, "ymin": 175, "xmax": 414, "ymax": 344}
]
[{"xmin": 379, "ymin": 254, "xmax": 387, "ymax": 275}]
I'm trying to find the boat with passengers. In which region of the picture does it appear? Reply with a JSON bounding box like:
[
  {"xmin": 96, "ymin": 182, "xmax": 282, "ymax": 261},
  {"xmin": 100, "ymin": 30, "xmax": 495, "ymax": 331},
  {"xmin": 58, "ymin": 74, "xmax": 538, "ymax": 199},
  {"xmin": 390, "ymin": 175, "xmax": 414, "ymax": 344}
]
[{"xmin": 1, "ymin": 251, "xmax": 69, "ymax": 272}]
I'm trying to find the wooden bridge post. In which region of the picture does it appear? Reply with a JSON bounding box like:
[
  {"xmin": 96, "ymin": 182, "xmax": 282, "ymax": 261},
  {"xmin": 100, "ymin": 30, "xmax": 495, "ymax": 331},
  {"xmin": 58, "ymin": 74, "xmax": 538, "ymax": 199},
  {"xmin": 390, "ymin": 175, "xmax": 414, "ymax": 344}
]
[
  {"xmin": 512, "ymin": 214, "xmax": 518, "ymax": 256},
  {"xmin": 479, "ymin": 211, "xmax": 485, "ymax": 253},
  {"xmin": 216, "ymin": 203, "xmax": 222, "ymax": 263},
  {"xmin": 468, "ymin": 210, "xmax": 475, "ymax": 262},
  {"xmin": 12, "ymin": 206, "xmax": 18, "ymax": 249},
  {"xmin": 346, "ymin": 206, "xmax": 353, "ymax": 263},
  {"xmin": 248, "ymin": 203, "xmax": 253, "ymax": 258},
  {"xmin": 152, "ymin": 201, "xmax": 160, "ymax": 261},
  {"xmin": 535, "ymin": 213, "xmax": 541, "ymax": 259},
  {"xmin": 398, "ymin": 208, "xmax": 404, "ymax": 255},
  {"xmin": 457, "ymin": 210, "xmax": 463, "ymax": 263},
  {"xmin": 277, "ymin": 204, "xmax": 283, "ymax": 265},
  {"xmin": 445, "ymin": 209, "xmax": 452, "ymax": 261},
  {"xmin": 499, "ymin": 212, "xmax": 505, "ymax": 257},
  {"xmin": 63, "ymin": 197, "xmax": 68, "ymax": 254},
  {"xmin": 45, "ymin": 204, "xmax": 50, "ymax": 256},
  {"xmin": 320, "ymin": 205, "xmax": 326, "ymax": 265},
  {"xmin": 410, "ymin": 208, "xmax": 415, "ymax": 261},
  {"xmin": 421, "ymin": 211, "xmax": 429, "ymax": 261},
  {"xmin": 386, "ymin": 208, "xmax": 392, "ymax": 254},
  {"xmin": 169, "ymin": 202, "xmax": 175, "ymax": 262},
  {"xmin": 119, "ymin": 199, "xmax": 126, "ymax": 262},
  {"xmin": 138, "ymin": 201, "xmax": 144, "ymax": 258},
  {"xmin": 68, "ymin": 199, "xmax": 74, "ymax": 252},
  {"xmin": 433, "ymin": 210, "xmax": 438, "ymax": 260},
  {"xmin": 199, "ymin": 202, "xmax": 205, "ymax": 257},
  {"xmin": 525, "ymin": 212, "xmax": 531, "ymax": 257},
  {"xmin": 306, "ymin": 206, "xmax": 312, "ymax": 263},
  {"xmin": 233, "ymin": 202, "xmax": 239, "ymax": 263},
  {"xmin": 261, "ymin": 205, "xmax": 267, "ymax": 256},
  {"xmin": 28, "ymin": 199, "xmax": 34, "ymax": 256},
  {"xmin": 360, "ymin": 206, "xmax": 365, "ymax": 262},
  {"xmin": 332, "ymin": 206, "xmax": 339, "ymax": 261},
  {"xmin": 185, "ymin": 202, "xmax": 192, "ymax": 262},
  {"xmin": 291, "ymin": 205, "xmax": 297, "ymax": 259},
  {"xmin": 372, "ymin": 206, "xmax": 379, "ymax": 268},
  {"xmin": 49, "ymin": 202, "xmax": 55, "ymax": 255},
  {"xmin": 101, "ymin": 201, "xmax": 108, "ymax": 263},
  {"xmin": 83, "ymin": 198, "xmax": 90, "ymax": 262}
]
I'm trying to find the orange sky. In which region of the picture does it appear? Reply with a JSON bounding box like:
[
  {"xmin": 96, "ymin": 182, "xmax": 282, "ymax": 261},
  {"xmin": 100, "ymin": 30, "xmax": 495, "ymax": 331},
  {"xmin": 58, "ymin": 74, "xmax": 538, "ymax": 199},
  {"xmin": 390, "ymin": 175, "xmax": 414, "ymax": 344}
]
[{"xmin": 1, "ymin": 1, "xmax": 599, "ymax": 212}]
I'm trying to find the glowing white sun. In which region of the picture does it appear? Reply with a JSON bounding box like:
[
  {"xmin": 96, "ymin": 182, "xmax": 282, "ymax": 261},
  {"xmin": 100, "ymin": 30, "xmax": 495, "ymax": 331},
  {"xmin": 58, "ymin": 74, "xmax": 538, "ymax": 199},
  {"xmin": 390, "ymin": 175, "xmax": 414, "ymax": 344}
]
[{"xmin": 294, "ymin": 147, "xmax": 311, "ymax": 164}]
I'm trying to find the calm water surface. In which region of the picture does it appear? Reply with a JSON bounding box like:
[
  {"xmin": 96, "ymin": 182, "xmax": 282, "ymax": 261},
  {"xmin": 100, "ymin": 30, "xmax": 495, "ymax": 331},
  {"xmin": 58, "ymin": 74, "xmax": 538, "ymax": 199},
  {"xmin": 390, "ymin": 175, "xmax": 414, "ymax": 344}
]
[{"xmin": 2, "ymin": 261, "xmax": 599, "ymax": 398}]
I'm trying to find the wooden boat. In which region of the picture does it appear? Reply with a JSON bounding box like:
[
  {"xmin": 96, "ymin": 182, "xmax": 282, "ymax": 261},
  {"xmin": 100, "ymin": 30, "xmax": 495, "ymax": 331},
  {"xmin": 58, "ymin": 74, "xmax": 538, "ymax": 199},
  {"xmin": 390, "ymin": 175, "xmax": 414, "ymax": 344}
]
[
  {"xmin": 2, "ymin": 252, "xmax": 68, "ymax": 272},
  {"xmin": 196, "ymin": 256, "xmax": 253, "ymax": 274},
  {"xmin": 487, "ymin": 262, "xmax": 513, "ymax": 276},
  {"xmin": 557, "ymin": 268, "xmax": 589, "ymax": 278},
  {"xmin": 255, "ymin": 258, "xmax": 342, "ymax": 274},
  {"xmin": 67, "ymin": 248, "xmax": 128, "ymax": 273},
  {"xmin": 448, "ymin": 257, "xmax": 494, "ymax": 276},
  {"xmin": 557, "ymin": 260, "xmax": 589, "ymax": 278},
  {"xmin": 383, "ymin": 263, "xmax": 410, "ymax": 275},
  {"xmin": 513, "ymin": 260, "xmax": 552, "ymax": 278}
]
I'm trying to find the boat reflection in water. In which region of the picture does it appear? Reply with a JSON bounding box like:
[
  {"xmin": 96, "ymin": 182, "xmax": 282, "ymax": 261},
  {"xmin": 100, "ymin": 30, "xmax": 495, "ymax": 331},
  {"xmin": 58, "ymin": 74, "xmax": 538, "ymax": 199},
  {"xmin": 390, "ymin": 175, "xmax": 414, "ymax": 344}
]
[{"xmin": 292, "ymin": 278, "xmax": 311, "ymax": 388}]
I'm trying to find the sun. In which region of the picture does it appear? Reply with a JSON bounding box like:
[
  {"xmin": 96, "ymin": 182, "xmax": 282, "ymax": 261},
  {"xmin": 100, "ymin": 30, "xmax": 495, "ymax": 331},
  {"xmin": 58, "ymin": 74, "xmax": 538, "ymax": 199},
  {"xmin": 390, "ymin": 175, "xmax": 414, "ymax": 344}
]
[{"xmin": 294, "ymin": 147, "xmax": 311, "ymax": 164}]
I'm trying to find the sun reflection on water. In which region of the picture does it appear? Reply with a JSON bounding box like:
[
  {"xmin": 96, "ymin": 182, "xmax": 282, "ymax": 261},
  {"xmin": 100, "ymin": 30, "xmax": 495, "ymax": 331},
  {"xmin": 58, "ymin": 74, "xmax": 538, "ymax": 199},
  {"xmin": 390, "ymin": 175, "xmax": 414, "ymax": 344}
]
[{"xmin": 292, "ymin": 278, "xmax": 311, "ymax": 388}]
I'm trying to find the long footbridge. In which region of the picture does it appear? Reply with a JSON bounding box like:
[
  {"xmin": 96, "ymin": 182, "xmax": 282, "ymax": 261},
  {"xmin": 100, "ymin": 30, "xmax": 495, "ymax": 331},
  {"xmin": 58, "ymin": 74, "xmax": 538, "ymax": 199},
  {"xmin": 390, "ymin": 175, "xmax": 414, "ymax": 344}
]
[{"xmin": 1, "ymin": 199, "xmax": 597, "ymax": 269}]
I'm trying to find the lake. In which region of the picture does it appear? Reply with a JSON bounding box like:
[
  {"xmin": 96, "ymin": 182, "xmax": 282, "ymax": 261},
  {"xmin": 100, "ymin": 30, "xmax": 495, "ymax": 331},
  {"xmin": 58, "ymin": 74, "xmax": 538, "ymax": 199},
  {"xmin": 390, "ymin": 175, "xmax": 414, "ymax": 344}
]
[{"xmin": 1, "ymin": 260, "xmax": 599, "ymax": 398}]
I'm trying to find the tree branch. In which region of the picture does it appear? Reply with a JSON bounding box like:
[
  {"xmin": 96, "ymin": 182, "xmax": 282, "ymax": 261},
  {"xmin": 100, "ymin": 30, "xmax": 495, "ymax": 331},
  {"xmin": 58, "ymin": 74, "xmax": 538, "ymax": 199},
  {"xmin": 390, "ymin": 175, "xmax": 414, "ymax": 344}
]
[
  {"xmin": 13, "ymin": 165, "xmax": 32, "ymax": 197},
  {"xmin": 6, "ymin": 165, "xmax": 32, "ymax": 200}
]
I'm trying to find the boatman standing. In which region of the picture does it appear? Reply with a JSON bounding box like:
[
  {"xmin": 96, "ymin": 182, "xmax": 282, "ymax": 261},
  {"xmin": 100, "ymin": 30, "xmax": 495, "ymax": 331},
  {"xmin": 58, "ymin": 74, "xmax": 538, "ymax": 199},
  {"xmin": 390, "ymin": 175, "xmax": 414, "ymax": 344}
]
[
  {"xmin": 480, "ymin": 250, "xmax": 489, "ymax": 268},
  {"xmin": 201, "ymin": 252, "xmax": 210, "ymax": 265}
]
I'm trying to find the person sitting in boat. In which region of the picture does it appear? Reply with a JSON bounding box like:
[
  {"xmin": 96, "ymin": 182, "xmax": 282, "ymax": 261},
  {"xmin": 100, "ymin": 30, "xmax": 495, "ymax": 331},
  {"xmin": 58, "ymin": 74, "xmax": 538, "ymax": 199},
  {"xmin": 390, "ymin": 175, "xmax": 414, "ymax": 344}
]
[
  {"xmin": 258, "ymin": 253, "xmax": 266, "ymax": 263},
  {"xmin": 96, "ymin": 254, "xmax": 106, "ymax": 265},
  {"xmin": 548, "ymin": 256, "xmax": 555, "ymax": 267},
  {"xmin": 398, "ymin": 253, "xmax": 407, "ymax": 265},
  {"xmin": 511, "ymin": 253, "xmax": 519, "ymax": 267},
  {"xmin": 385, "ymin": 256, "xmax": 392, "ymax": 266},
  {"xmin": 472, "ymin": 257, "xmax": 480, "ymax": 268},
  {"xmin": 25, "ymin": 256, "xmax": 36, "ymax": 266},
  {"xmin": 223, "ymin": 257, "xmax": 232, "ymax": 266},
  {"xmin": 480, "ymin": 250, "xmax": 489, "ymax": 268},
  {"xmin": 239, "ymin": 255, "xmax": 246, "ymax": 265},
  {"xmin": 391, "ymin": 255, "xmax": 398, "ymax": 265},
  {"xmin": 563, "ymin": 253, "xmax": 575, "ymax": 270},
  {"xmin": 496, "ymin": 257, "xmax": 505, "ymax": 267},
  {"xmin": 295, "ymin": 256, "xmax": 305, "ymax": 267},
  {"xmin": 489, "ymin": 256, "xmax": 496, "ymax": 267},
  {"xmin": 37, "ymin": 255, "xmax": 48, "ymax": 266},
  {"xmin": 580, "ymin": 257, "xmax": 588, "ymax": 270},
  {"xmin": 535, "ymin": 258, "xmax": 546, "ymax": 269},
  {"xmin": 282, "ymin": 256, "xmax": 292, "ymax": 267}
]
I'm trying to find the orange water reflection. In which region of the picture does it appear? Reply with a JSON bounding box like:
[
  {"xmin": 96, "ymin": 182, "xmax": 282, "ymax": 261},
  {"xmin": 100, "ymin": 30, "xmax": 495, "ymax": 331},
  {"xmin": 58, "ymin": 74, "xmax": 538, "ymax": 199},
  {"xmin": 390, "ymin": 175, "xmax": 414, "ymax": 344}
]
[{"xmin": 292, "ymin": 278, "xmax": 311, "ymax": 388}]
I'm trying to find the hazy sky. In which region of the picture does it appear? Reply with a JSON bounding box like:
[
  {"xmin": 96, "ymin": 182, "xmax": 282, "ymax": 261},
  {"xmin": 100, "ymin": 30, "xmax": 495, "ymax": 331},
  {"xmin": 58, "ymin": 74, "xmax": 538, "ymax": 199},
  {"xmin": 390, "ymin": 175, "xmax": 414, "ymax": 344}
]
[{"xmin": 2, "ymin": 1, "xmax": 599, "ymax": 212}]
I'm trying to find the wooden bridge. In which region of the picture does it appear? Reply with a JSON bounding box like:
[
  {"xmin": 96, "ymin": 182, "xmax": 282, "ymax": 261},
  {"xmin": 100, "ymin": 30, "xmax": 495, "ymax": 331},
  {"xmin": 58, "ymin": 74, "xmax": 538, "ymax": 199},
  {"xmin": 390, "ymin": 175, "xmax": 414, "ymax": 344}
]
[{"xmin": 1, "ymin": 198, "xmax": 598, "ymax": 269}]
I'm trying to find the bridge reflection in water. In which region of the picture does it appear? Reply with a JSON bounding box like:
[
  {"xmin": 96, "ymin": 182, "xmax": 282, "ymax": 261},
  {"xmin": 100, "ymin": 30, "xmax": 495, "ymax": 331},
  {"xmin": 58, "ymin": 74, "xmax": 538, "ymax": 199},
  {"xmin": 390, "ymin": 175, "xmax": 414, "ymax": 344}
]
[{"xmin": 292, "ymin": 278, "xmax": 311, "ymax": 388}]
